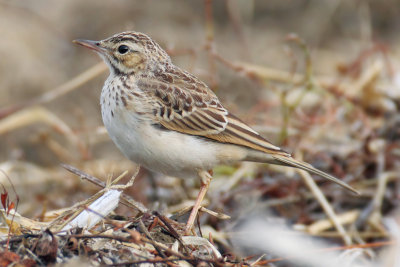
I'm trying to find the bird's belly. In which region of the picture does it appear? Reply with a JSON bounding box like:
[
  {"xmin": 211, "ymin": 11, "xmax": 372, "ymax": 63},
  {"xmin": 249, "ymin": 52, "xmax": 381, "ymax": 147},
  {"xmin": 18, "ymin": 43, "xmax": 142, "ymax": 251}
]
[{"xmin": 101, "ymin": 106, "xmax": 223, "ymax": 179}]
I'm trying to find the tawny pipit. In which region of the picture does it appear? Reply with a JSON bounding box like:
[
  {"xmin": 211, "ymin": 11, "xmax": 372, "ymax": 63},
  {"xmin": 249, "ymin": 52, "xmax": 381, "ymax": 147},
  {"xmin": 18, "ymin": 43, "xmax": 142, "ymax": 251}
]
[{"xmin": 73, "ymin": 32, "xmax": 358, "ymax": 234}]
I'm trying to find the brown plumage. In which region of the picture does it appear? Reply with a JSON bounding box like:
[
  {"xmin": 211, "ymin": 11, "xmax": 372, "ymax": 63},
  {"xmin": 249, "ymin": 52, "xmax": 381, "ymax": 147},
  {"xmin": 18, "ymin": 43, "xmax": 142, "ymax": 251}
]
[{"xmin": 74, "ymin": 31, "xmax": 358, "ymax": 234}]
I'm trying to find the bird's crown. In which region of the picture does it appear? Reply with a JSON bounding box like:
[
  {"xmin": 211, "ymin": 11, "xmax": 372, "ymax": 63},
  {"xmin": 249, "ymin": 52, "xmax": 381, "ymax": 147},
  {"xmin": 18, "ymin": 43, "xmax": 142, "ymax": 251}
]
[{"xmin": 75, "ymin": 31, "xmax": 171, "ymax": 75}]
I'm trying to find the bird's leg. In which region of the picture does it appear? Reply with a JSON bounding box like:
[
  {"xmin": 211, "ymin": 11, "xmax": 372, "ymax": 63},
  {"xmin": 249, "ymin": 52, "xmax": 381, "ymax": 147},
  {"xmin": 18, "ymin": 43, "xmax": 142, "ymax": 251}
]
[{"xmin": 184, "ymin": 170, "xmax": 212, "ymax": 235}]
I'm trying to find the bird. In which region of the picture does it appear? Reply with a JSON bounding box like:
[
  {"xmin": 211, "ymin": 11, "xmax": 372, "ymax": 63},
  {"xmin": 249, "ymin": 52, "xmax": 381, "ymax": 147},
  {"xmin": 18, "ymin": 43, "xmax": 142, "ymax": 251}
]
[{"xmin": 73, "ymin": 31, "xmax": 358, "ymax": 234}]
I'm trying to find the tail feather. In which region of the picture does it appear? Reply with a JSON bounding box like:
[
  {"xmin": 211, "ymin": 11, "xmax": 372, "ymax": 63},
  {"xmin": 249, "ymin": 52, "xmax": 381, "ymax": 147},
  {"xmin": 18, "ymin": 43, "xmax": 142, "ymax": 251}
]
[{"xmin": 272, "ymin": 155, "xmax": 360, "ymax": 195}]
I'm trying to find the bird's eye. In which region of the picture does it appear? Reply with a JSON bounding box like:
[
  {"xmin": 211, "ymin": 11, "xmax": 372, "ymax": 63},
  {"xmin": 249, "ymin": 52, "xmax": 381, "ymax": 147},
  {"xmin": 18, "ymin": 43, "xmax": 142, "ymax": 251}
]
[{"xmin": 117, "ymin": 45, "xmax": 129, "ymax": 54}]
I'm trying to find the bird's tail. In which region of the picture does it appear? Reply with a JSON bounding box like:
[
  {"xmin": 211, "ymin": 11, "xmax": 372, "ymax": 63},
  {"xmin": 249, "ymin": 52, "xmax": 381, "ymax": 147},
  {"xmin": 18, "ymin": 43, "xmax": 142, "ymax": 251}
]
[{"xmin": 271, "ymin": 154, "xmax": 360, "ymax": 195}]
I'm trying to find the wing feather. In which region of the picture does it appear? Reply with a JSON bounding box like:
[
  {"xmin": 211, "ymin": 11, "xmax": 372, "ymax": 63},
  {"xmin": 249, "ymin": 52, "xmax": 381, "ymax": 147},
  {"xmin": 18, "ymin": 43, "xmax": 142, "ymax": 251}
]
[
  {"xmin": 142, "ymin": 74, "xmax": 285, "ymax": 154},
  {"xmin": 159, "ymin": 106, "xmax": 228, "ymax": 135},
  {"xmin": 205, "ymin": 113, "xmax": 286, "ymax": 154},
  {"xmin": 138, "ymin": 69, "xmax": 358, "ymax": 194}
]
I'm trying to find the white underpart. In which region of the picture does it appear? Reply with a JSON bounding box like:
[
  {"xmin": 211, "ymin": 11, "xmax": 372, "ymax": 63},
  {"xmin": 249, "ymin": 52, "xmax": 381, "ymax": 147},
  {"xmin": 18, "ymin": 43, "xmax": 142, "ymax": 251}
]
[{"xmin": 101, "ymin": 76, "xmax": 247, "ymax": 179}]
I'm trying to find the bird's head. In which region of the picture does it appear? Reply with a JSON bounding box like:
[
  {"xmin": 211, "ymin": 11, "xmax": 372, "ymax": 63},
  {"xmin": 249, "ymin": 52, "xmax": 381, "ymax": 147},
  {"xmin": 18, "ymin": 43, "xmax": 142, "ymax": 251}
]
[{"xmin": 73, "ymin": 31, "xmax": 171, "ymax": 75}]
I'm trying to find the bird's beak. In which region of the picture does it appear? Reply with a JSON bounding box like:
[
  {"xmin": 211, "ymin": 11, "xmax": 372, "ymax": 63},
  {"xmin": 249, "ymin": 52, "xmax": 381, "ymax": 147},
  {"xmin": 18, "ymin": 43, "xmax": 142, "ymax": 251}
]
[{"xmin": 73, "ymin": 39, "xmax": 106, "ymax": 53}]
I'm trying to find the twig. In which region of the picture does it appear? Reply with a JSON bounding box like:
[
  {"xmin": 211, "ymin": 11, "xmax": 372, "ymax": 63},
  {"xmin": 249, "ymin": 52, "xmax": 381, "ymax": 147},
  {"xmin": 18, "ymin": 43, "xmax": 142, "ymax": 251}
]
[
  {"xmin": 307, "ymin": 210, "xmax": 360, "ymax": 234},
  {"xmin": 0, "ymin": 172, "xmax": 19, "ymax": 248},
  {"xmin": 262, "ymin": 240, "xmax": 395, "ymax": 265},
  {"xmin": 153, "ymin": 211, "xmax": 190, "ymax": 255},
  {"xmin": 0, "ymin": 63, "xmax": 106, "ymax": 120},
  {"xmin": 355, "ymin": 172, "xmax": 396, "ymax": 230},
  {"xmin": 298, "ymin": 168, "xmax": 352, "ymax": 245},
  {"xmin": 50, "ymin": 166, "xmax": 139, "ymax": 231},
  {"xmin": 61, "ymin": 164, "xmax": 148, "ymax": 213},
  {"xmin": 219, "ymin": 162, "xmax": 255, "ymax": 193},
  {"xmin": 68, "ymin": 232, "xmax": 188, "ymax": 260},
  {"xmin": 138, "ymin": 219, "xmax": 167, "ymax": 258},
  {"xmin": 107, "ymin": 257, "xmax": 225, "ymax": 266},
  {"xmin": 0, "ymin": 107, "xmax": 88, "ymax": 158}
]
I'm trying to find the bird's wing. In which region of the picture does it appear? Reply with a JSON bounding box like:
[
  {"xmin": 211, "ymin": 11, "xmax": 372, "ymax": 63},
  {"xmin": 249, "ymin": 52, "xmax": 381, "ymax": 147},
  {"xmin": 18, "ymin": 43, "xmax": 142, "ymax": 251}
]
[
  {"xmin": 138, "ymin": 69, "xmax": 285, "ymax": 155},
  {"xmin": 138, "ymin": 69, "xmax": 359, "ymax": 195}
]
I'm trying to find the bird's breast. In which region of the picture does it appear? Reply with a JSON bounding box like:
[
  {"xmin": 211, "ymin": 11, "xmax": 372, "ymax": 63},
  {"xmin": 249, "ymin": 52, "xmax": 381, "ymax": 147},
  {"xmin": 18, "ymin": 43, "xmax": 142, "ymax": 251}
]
[{"xmin": 99, "ymin": 77, "xmax": 248, "ymax": 179}]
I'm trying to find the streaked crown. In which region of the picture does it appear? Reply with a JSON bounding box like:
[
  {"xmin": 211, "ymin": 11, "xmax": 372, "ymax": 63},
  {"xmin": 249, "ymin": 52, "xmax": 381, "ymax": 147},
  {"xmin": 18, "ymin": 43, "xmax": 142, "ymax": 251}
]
[{"xmin": 74, "ymin": 31, "xmax": 171, "ymax": 75}]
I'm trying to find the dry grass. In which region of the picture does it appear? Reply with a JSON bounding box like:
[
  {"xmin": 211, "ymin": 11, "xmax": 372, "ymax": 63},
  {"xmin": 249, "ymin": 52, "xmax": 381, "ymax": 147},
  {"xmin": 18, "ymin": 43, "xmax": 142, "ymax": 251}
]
[{"xmin": 0, "ymin": 0, "xmax": 399, "ymax": 266}]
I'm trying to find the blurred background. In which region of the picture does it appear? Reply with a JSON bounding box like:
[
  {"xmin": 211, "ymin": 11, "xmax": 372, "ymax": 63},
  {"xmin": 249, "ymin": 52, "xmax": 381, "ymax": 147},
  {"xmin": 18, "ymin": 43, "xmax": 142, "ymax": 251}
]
[{"xmin": 1, "ymin": 0, "xmax": 400, "ymax": 265}]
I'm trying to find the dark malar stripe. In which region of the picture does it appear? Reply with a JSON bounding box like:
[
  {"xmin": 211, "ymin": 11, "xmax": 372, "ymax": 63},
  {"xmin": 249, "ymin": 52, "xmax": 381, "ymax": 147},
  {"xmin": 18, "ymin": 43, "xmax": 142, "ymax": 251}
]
[
  {"xmin": 109, "ymin": 60, "xmax": 122, "ymax": 75},
  {"xmin": 109, "ymin": 55, "xmax": 134, "ymax": 76}
]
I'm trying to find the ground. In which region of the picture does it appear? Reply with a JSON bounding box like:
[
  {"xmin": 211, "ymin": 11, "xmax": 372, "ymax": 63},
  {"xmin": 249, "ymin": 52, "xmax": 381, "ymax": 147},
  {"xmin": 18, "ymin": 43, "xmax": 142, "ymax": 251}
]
[{"xmin": 0, "ymin": 0, "xmax": 399, "ymax": 266}]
